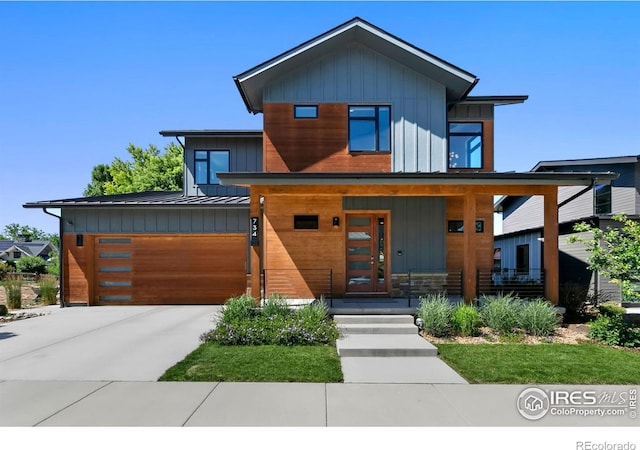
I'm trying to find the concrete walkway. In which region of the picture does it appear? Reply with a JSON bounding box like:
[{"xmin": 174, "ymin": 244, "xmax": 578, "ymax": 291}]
[{"xmin": 1, "ymin": 380, "xmax": 637, "ymax": 426}]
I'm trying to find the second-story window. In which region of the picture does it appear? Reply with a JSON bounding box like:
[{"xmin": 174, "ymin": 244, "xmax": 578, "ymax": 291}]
[
  {"xmin": 294, "ymin": 105, "xmax": 318, "ymax": 119},
  {"xmin": 449, "ymin": 122, "xmax": 483, "ymax": 169},
  {"xmin": 348, "ymin": 105, "xmax": 390, "ymax": 152},
  {"xmin": 195, "ymin": 150, "xmax": 229, "ymax": 185},
  {"xmin": 594, "ymin": 184, "xmax": 612, "ymax": 215}
]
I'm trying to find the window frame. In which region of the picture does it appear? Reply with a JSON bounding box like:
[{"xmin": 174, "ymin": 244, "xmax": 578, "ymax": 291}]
[
  {"xmin": 447, "ymin": 219, "xmax": 485, "ymax": 233},
  {"xmin": 194, "ymin": 150, "xmax": 230, "ymax": 185},
  {"xmin": 348, "ymin": 105, "xmax": 391, "ymax": 153},
  {"xmin": 516, "ymin": 244, "xmax": 530, "ymax": 273},
  {"xmin": 448, "ymin": 122, "xmax": 484, "ymax": 169},
  {"xmin": 594, "ymin": 184, "xmax": 612, "ymax": 215},
  {"xmin": 293, "ymin": 215, "xmax": 319, "ymax": 230},
  {"xmin": 294, "ymin": 105, "xmax": 318, "ymax": 119}
]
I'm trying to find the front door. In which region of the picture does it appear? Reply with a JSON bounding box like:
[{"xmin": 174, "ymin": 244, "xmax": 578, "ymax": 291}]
[{"xmin": 346, "ymin": 213, "xmax": 388, "ymax": 294}]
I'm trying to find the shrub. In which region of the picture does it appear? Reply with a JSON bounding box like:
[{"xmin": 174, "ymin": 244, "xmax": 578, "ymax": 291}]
[
  {"xmin": 261, "ymin": 293, "xmax": 291, "ymax": 318},
  {"xmin": 480, "ymin": 293, "xmax": 521, "ymax": 334},
  {"xmin": 416, "ymin": 293, "xmax": 454, "ymax": 337},
  {"xmin": 588, "ymin": 315, "xmax": 640, "ymax": 347},
  {"xmin": 451, "ymin": 304, "xmax": 481, "ymax": 337},
  {"xmin": 2, "ymin": 274, "xmax": 22, "ymax": 309},
  {"xmin": 598, "ymin": 301, "xmax": 627, "ymax": 318},
  {"xmin": 0, "ymin": 261, "xmax": 13, "ymax": 276},
  {"xmin": 47, "ymin": 255, "xmax": 60, "ymax": 276},
  {"xmin": 296, "ymin": 299, "xmax": 329, "ymax": 323},
  {"xmin": 15, "ymin": 255, "xmax": 47, "ymax": 274},
  {"xmin": 0, "ymin": 304, "xmax": 8, "ymax": 316},
  {"xmin": 219, "ymin": 294, "xmax": 257, "ymax": 324},
  {"xmin": 518, "ymin": 299, "xmax": 560, "ymax": 336},
  {"xmin": 38, "ymin": 274, "xmax": 58, "ymax": 305}
]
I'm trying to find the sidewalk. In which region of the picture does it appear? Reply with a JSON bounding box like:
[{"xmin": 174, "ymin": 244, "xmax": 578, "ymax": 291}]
[{"xmin": 1, "ymin": 380, "xmax": 637, "ymax": 427}]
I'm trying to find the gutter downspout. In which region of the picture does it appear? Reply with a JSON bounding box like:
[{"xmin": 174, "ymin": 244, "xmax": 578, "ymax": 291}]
[
  {"xmin": 42, "ymin": 208, "xmax": 64, "ymax": 308},
  {"xmin": 558, "ymin": 178, "xmax": 596, "ymax": 209}
]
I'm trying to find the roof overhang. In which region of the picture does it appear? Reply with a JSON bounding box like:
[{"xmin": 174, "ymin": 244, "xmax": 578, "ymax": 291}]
[
  {"xmin": 532, "ymin": 155, "xmax": 640, "ymax": 172},
  {"xmin": 159, "ymin": 130, "xmax": 262, "ymax": 138},
  {"xmin": 457, "ymin": 95, "xmax": 529, "ymax": 107},
  {"xmin": 219, "ymin": 171, "xmax": 619, "ymax": 188},
  {"xmin": 234, "ymin": 17, "xmax": 478, "ymax": 113}
]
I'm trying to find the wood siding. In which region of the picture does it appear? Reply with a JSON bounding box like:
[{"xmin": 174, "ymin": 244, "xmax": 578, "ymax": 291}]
[
  {"xmin": 263, "ymin": 103, "xmax": 391, "ymax": 173},
  {"xmin": 446, "ymin": 195, "xmax": 494, "ymax": 274},
  {"xmin": 184, "ymin": 136, "xmax": 262, "ymax": 196},
  {"xmin": 263, "ymin": 42, "xmax": 448, "ymax": 173},
  {"xmin": 64, "ymin": 234, "xmax": 247, "ymax": 305},
  {"xmin": 263, "ymin": 195, "xmax": 345, "ymax": 298}
]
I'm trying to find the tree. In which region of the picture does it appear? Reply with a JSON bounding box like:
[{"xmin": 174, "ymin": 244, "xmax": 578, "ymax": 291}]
[
  {"xmin": 84, "ymin": 143, "xmax": 183, "ymax": 196},
  {"xmin": 15, "ymin": 255, "xmax": 48, "ymax": 274},
  {"xmin": 569, "ymin": 214, "xmax": 640, "ymax": 302},
  {"xmin": 1, "ymin": 223, "xmax": 58, "ymax": 246}
]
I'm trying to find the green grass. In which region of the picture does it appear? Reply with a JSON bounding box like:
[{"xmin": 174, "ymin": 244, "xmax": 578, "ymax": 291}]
[
  {"xmin": 159, "ymin": 343, "xmax": 343, "ymax": 382},
  {"xmin": 437, "ymin": 343, "xmax": 640, "ymax": 384}
]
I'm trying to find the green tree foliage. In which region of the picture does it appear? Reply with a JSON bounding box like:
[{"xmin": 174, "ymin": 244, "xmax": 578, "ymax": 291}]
[
  {"xmin": 569, "ymin": 214, "xmax": 640, "ymax": 302},
  {"xmin": 0, "ymin": 223, "xmax": 59, "ymax": 247},
  {"xmin": 15, "ymin": 255, "xmax": 48, "ymax": 274},
  {"xmin": 83, "ymin": 164, "xmax": 113, "ymax": 197},
  {"xmin": 84, "ymin": 143, "xmax": 183, "ymax": 196}
]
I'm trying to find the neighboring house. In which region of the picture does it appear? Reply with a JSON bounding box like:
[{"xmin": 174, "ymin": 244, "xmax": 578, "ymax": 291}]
[
  {"xmin": 495, "ymin": 155, "xmax": 640, "ymax": 302},
  {"xmin": 24, "ymin": 17, "xmax": 616, "ymax": 306},
  {"xmin": 0, "ymin": 239, "xmax": 55, "ymax": 263}
]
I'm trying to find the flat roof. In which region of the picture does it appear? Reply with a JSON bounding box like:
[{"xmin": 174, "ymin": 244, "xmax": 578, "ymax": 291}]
[
  {"xmin": 457, "ymin": 95, "xmax": 529, "ymax": 106},
  {"xmin": 218, "ymin": 171, "xmax": 618, "ymax": 187},
  {"xmin": 159, "ymin": 130, "xmax": 262, "ymax": 138}
]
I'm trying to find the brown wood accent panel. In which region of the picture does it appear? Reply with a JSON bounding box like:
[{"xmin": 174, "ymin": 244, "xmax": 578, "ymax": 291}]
[
  {"xmin": 446, "ymin": 195, "xmax": 495, "ymax": 295},
  {"xmin": 263, "ymin": 195, "xmax": 345, "ymax": 298},
  {"xmin": 263, "ymin": 103, "xmax": 391, "ymax": 173},
  {"xmin": 543, "ymin": 187, "xmax": 559, "ymax": 304},
  {"xmin": 63, "ymin": 234, "xmax": 93, "ymax": 304}
]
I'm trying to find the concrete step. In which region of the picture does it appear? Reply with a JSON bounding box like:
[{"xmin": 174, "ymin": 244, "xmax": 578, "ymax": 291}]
[
  {"xmin": 337, "ymin": 334, "xmax": 438, "ymax": 357},
  {"xmin": 333, "ymin": 314, "xmax": 415, "ymax": 325},
  {"xmin": 338, "ymin": 323, "xmax": 418, "ymax": 335}
]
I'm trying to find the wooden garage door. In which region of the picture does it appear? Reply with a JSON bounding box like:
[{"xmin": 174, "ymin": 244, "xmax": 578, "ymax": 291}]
[{"xmin": 93, "ymin": 234, "xmax": 247, "ymax": 305}]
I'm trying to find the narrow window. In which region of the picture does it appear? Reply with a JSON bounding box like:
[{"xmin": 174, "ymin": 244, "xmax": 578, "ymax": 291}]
[
  {"xmin": 594, "ymin": 184, "xmax": 612, "ymax": 215},
  {"xmin": 195, "ymin": 150, "xmax": 230, "ymax": 185},
  {"xmin": 294, "ymin": 215, "xmax": 319, "ymax": 230},
  {"xmin": 449, "ymin": 122, "xmax": 483, "ymax": 169},
  {"xmin": 349, "ymin": 105, "xmax": 391, "ymax": 152},
  {"xmin": 493, "ymin": 248, "xmax": 502, "ymax": 271},
  {"xmin": 447, "ymin": 220, "xmax": 484, "ymax": 233},
  {"xmin": 294, "ymin": 105, "xmax": 318, "ymax": 119},
  {"xmin": 13, "ymin": 251, "xmax": 21, "ymax": 259},
  {"xmin": 516, "ymin": 244, "xmax": 530, "ymax": 273}
]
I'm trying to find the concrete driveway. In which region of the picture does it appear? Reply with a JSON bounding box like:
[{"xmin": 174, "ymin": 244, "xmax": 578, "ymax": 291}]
[{"xmin": 0, "ymin": 305, "xmax": 221, "ymax": 381}]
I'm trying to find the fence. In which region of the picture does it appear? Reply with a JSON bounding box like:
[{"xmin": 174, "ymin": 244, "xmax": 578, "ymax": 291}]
[
  {"xmin": 0, "ymin": 272, "xmax": 58, "ymax": 283},
  {"xmin": 262, "ymin": 268, "xmax": 333, "ymax": 302},
  {"xmin": 478, "ymin": 268, "xmax": 545, "ymax": 299}
]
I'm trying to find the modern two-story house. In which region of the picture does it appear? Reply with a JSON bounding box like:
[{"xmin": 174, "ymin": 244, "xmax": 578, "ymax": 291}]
[
  {"xmin": 495, "ymin": 155, "xmax": 639, "ymax": 302},
  {"xmin": 25, "ymin": 17, "xmax": 616, "ymax": 306}
]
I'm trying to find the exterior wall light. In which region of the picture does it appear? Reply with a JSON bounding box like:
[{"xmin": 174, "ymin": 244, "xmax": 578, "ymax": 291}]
[{"xmin": 332, "ymin": 217, "xmax": 340, "ymax": 227}]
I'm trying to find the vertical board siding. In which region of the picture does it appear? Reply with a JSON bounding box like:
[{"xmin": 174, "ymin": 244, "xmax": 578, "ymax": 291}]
[
  {"xmin": 63, "ymin": 208, "xmax": 249, "ymax": 234},
  {"xmin": 494, "ymin": 232, "xmax": 543, "ymax": 271},
  {"xmin": 264, "ymin": 43, "xmax": 448, "ymax": 173},
  {"xmin": 183, "ymin": 136, "xmax": 262, "ymax": 197},
  {"xmin": 343, "ymin": 196, "xmax": 446, "ymax": 273}
]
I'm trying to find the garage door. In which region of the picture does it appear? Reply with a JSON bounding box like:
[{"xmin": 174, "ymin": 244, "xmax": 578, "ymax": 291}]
[{"xmin": 91, "ymin": 234, "xmax": 247, "ymax": 305}]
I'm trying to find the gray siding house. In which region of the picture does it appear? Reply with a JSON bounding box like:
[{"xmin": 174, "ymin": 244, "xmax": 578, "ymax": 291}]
[{"xmin": 495, "ymin": 155, "xmax": 640, "ymax": 302}]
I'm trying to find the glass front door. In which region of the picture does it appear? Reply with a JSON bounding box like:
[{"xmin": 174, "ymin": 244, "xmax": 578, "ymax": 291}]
[{"xmin": 346, "ymin": 214, "xmax": 387, "ymax": 293}]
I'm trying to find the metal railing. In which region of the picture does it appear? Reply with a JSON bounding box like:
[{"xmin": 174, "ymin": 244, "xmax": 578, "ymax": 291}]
[
  {"xmin": 397, "ymin": 270, "xmax": 463, "ymax": 306},
  {"xmin": 478, "ymin": 268, "xmax": 545, "ymax": 299},
  {"xmin": 262, "ymin": 268, "xmax": 333, "ymax": 304}
]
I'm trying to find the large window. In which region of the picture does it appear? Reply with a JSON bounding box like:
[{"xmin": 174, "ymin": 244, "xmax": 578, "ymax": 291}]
[
  {"xmin": 348, "ymin": 105, "xmax": 390, "ymax": 152},
  {"xmin": 594, "ymin": 184, "xmax": 612, "ymax": 215},
  {"xmin": 195, "ymin": 150, "xmax": 229, "ymax": 185},
  {"xmin": 449, "ymin": 122, "xmax": 483, "ymax": 169}
]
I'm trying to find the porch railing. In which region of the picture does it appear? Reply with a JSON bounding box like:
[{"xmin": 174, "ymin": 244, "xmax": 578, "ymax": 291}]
[
  {"xmin": 478, "ymin": 268, "xmax": 545, "ymax": 299},
  {"xmin": 395, "ymin": 270, "xmax": 463, "ymax": 307},
  {"xmin": 262, "ymin": 268, "xmax": 333, "ymax": 305}
]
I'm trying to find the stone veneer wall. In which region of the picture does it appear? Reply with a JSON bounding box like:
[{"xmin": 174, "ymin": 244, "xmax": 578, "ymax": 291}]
[{"xmin": 390, "ymin": 273, "xmax": 449, "ymax": 298}]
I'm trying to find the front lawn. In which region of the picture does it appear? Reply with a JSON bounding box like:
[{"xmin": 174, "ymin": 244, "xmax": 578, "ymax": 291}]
[
  {"xmin": 437, "ymin": 343, "xmax": 640, "ymax": 384},
  {"xmin": 159, "ymin": 343, "xmax": 343, "ymax": 382}
]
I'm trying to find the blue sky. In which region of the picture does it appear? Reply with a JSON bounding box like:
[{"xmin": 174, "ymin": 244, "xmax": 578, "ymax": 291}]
[{"xmin": 1, "ymin": 1, "xmax": 639, "ymax": 235}]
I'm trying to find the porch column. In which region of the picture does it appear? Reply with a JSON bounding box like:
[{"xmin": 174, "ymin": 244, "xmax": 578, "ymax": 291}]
[
  {"xmin": 250, "ymin": 190, "xmax": 262, "ymax": 302},
  {"xmin": 463, "ymin": 192, "xmax": 477, "ymax": 304},
  {"xmin": 543, "ymin": 186, "xmax": 559, "ymax": 304}
]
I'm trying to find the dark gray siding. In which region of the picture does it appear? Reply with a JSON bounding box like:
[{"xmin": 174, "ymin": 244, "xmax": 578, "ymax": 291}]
[
  {"xmin": 184, "ymin": 136, "xmax": 262, "ymax": 197},
  {"xmin": 343, "ymin": 196, "xmax": 445, "ymax": 273},
  {"xmin": 264, "ymin": 43, "xmax": 448, "ymax": 173},
  {"xmin": 62, "ymin": 208, "xmax": 249, "ymax": 234},
  {"xmin": 449, "ymin": 104, "xmax": 494, "ymax": 120}
]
